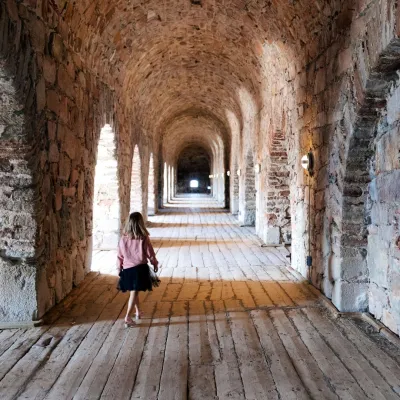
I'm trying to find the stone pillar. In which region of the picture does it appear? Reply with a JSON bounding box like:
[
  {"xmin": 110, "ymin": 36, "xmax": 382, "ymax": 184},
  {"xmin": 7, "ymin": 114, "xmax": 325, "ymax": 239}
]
[
  {"xmin": 167, "ymin": 165, "xmax": 172, "ymax": 201},
  {"xmin": 239, "ymin": 152, "xmax": 256, "ymax": 226},
  {"xmin": 263, "ymin": 132, "xmax": 290, "ymax": 244},
  {"xmin": 231, "ymin": 163, "xmax": 239, "ymax": 215},
  {"xmin": 163, "ymin": 162, "xmax": 168, "ymax": 205},
  {"xmin": 0, "ymin": 145, "xmax": 39, "ymax": 324}
]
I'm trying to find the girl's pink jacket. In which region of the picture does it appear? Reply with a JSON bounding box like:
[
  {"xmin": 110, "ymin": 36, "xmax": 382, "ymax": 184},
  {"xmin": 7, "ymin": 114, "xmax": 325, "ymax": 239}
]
[{"xmin": 117, "ymin": 235, "xmax": 158, "ymax": 269}]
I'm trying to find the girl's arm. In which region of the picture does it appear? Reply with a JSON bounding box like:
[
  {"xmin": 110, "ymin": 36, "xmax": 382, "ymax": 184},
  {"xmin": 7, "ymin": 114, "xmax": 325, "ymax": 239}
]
[
  {"xmin": 145, "ymin": 236, "xmax": 159, "ymax": 271},
  {"xmin": 117, "ymin": 240, "xmax": 124, "ymax": 272}
]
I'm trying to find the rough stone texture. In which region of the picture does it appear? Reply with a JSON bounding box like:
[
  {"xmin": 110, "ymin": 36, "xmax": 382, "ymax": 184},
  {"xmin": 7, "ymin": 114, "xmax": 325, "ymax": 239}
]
[
  {"xmin": 0, "ymin": 2, "xmax": 137, "ymax": 322},
  {"xmin": 0, "ymin": 0, "xmax": 400, "ymax": 337},
  {"xmin": 239, "ymin": 151, "xmax": 256, "ymax": 226},
  {"xmin": 367, "ymin": 82, "xmax": 400, "ymax": 334},
  {"xmin": 231, "ymin": 163, "xmax": 240, "ymax": 215},
  {"xmin": 262, "ymin": 131, "xmax": 291, "ymax": 244},
  {"xmin": 0, "ymin": 5, "xmax": 43, "ymax": 322}
]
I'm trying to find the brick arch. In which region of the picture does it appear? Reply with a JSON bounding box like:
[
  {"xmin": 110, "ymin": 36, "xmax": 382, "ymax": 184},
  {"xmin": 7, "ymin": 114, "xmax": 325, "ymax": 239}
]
[
  {"xmin": 130, "ymin": 145, "xmax": 143, "ymax": 213},
  {"xmin": 333, "ymin": 39, "xmax": 400, "ymax": 313}
]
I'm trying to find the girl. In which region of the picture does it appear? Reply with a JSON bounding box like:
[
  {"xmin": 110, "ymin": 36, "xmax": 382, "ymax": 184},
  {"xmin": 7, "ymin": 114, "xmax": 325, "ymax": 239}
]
[{"xmin": 117, "ymin": 212, "xmax": 159, "ymax": 327}]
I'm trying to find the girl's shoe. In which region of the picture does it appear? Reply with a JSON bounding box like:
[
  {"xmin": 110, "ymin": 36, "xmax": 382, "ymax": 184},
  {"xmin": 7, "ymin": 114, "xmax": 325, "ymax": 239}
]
[
  {"xmin": 124, "ymin": 317, "xmax": 136, "ymax": 328},
  {"xmin": 135, "ymin": 311, "xmax": 143, "ymax": 320}
]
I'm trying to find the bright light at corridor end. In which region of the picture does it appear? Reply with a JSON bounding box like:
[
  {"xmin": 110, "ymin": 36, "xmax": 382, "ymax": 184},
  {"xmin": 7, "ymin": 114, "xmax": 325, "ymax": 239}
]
[{"xmin": 190, "ymin": 180, "xmax": 199, "ymax": 188}]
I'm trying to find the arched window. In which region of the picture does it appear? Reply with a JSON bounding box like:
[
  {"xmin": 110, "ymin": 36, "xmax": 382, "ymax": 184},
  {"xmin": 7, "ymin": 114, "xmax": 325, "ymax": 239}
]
[
  {"xmin": 148, "ymin": 154, "xmax": 156, "ymax": 215},
  {"xmin": 130, "ymin": 145, "xmax": 143, "ymax": 212},
  {"xmin": 92, "ymin": 124, "xmax": 120, "ymax": 251}
]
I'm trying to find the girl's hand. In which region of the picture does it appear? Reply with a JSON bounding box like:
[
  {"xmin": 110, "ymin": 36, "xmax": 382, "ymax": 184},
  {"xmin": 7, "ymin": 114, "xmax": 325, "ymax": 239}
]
[{"xmin": 153, "ymin": 264, "xmax": 159, "ymax": 273}]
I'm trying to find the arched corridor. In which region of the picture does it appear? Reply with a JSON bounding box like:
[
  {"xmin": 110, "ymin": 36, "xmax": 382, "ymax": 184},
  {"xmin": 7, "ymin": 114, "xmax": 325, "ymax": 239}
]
[{"xmin": 1, "ymin": 0, "xmax": 400, "ymax": 397}]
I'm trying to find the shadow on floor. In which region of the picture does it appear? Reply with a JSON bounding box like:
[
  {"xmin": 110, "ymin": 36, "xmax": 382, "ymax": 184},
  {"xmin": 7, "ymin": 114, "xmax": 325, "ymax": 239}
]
[{"xmin": 42, "ymin": 273, "xmax": 320, "ymax": 325}]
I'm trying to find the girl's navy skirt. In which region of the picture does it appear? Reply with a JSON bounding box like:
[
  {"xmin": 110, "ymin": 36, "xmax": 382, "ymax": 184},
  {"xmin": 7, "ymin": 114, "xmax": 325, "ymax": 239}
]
[{"xmin": 117, "ymin": 264, "xmax": 153, "ymax": 292}]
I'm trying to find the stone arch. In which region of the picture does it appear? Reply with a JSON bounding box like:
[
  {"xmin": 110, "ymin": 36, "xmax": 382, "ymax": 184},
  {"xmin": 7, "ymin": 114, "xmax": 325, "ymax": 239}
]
[
  {"xmin": 161, "ymin": 109, "xmax": 230, "ymax": 205},
  {"xmin": 148, "ymin": 153, "xmax": 156, "ymax": 216},
  {"xmin": 130, "ymin": 145, "xmax": 143, "ymax": 213},
  {"xmin": 176, "ymin": 144, "xmax": 211, "ymax": 194},
  {"xmin": 92, "ymin": 124, "xmax": 120, "ymax": 251},
  {"xmin": 332, "ymin": 39, "xmax": 400, "ymax": 320}
]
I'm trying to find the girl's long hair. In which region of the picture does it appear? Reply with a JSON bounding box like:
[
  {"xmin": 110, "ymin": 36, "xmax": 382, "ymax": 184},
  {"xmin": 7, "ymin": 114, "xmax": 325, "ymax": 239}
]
[{"xmin": 123, "ymin": 212, "xmax": 149, "ymax": 239}]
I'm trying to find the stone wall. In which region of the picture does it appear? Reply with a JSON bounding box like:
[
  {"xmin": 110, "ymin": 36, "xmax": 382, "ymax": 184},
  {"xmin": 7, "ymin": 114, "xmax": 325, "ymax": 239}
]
[
  {"xmin": 230, "ymin": 163, "xmax": 239, "ymax": 215},
  {"xmin": 367, "ymin": 80, "xmax": 400, "ymax": 335},
  {"xmin": 263, "ymin": 131, "xmax": 291, "ymax": 244},
  {"xmin": 2, "ymin": 0, "xmax": 400, "ymax": 336},
  {"xmin": 0, "ymin": 1, "xmax": 141, "ymax": 323},
  {"xmin": 0, "ymin": 6, "xmax": 40, "ymax": 322},
  {"xmin": 307, "ymin": 1, "xmax": 400, "ymax": 317},
  {"xmin": 238, "ymin": 151, "xmax": 256, "ymax": 226}
]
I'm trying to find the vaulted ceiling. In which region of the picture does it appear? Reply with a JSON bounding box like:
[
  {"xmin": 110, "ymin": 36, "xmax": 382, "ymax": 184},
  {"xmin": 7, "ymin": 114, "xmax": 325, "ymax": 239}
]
[{"xmin": 59, "ymin": 0, "xmax": 344, "ymax": 160}]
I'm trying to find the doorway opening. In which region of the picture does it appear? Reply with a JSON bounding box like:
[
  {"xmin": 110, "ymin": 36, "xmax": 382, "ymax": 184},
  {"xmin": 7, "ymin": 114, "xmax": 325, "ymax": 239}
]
[
  {"xmin": 177, "ymin": 145, "xmax": 211, "ymax": 194},
  {"xmin": 91, "ymin": 124, "xmax": 120, "ymax": 273},
  {"xmin": 148, "ymin": 153, "xmax": 156, "ymax": 216},
  {"xmin": 131, "ymin": 145, "xmax": 143, "ymax": 213}
]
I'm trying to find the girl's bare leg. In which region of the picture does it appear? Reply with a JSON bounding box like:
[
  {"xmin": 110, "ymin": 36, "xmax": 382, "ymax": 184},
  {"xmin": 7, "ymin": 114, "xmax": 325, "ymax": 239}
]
[
  {"xmin": 134, "ymin": 291, "xmax": 140, "ymax": 315},
  {"xmin": 126, "ymin": 291, "xmax": 135, "ymax": 321}
]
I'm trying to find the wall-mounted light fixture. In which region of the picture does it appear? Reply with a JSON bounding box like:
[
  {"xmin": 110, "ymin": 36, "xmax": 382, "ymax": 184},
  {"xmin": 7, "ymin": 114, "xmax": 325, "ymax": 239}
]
[
  {"xmin": 301, "ymin": 150, "xmax": 314, "ymax": 279},
  {"xmin": 209, "ymin": 174, "xmax": 213, "ymax": 178},
  {"xmin": 254, "ymin": 163, "xmax": 261, "ymax": 174},
  {"xmin": 301, "ymin": 152, "xmax": 314, "ymax": 176},
  {"xmin": 237, "ymin": 169, "xmax": 241, "ymax": 176},
  {"xmin": 227, "ymin": 171, "xmax": 230, "ymax": 177}
]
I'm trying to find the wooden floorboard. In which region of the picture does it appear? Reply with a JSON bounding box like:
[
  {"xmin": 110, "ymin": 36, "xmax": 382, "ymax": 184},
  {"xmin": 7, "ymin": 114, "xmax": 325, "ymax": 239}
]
[{"xmin": 0, "ymin": 195, "xmax": 399, "ymax": 400}]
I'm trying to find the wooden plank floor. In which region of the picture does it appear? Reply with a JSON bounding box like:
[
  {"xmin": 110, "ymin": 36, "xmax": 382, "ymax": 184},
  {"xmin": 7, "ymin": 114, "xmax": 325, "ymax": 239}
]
[{"xmin": 1, "ymin": 194, "xmax": 400, "ymax": 399}]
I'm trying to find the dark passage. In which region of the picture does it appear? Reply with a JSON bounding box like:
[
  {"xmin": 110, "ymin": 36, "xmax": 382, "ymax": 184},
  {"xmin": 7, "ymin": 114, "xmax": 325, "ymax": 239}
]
[{"xmin": 177, "ymin": 145, "xmax": 211, "ymax": 193}]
